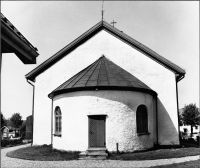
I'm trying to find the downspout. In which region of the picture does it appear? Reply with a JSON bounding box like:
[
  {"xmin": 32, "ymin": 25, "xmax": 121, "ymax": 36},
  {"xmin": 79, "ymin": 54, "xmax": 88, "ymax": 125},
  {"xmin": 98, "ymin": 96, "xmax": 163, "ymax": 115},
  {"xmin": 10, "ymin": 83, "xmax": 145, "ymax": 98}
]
[
  {"xmin": 175, "ymin": 77, "xmax": 181, "ymax": 146},
  {"xmin": 155, "ymin": 95, "xmax": 159, "ymax": 146},
  {"xmin": 0, "ymin": 53, "xmax": 2, "ymax": 115},
  {"xmin": 26, "ymin": 79, "xmax": 35, "ymax": 146},
  {"xmin": 51, "ymin": 99, "xmax": 53, "ymax": 147}
]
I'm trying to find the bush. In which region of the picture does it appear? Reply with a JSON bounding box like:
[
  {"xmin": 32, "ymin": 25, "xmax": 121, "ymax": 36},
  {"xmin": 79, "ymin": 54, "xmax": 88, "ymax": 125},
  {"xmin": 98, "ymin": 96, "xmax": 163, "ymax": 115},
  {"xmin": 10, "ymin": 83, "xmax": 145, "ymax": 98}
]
[
  {"xmin": 20, "ymin": 132, "xmax": 25, "ymax": 140},
  {"xmin": 1, "ymin": 139, "xmax": 23, "ymax": 147},
  {"xmin": 188, "ymin": 138, "xmax": 195, "ymax": 141},
  {"xmin": 1, "ymin": 140, "xmax": 10, "ymax": 147},
  {"xmin": 196, "ymin": 136, "xmax": 199, "ymax": 142}
]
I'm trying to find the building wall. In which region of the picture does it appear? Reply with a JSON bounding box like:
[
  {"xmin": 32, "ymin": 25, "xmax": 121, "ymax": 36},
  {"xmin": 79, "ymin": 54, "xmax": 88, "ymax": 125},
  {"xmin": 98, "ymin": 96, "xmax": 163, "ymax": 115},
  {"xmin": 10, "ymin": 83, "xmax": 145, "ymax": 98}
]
[
  {"xmin": 33, "ymin": 30, "xmax": 179, "ymax": 146},
  {"xmin": 52, "ymin": 90, "xmax": 155, "ymax": 152}
]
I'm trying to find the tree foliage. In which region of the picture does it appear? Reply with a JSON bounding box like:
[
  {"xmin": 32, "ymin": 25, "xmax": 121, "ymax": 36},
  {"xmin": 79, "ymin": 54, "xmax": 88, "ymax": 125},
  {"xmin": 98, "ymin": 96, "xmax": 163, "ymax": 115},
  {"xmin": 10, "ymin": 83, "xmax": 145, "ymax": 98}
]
[
  {"xmin": 20, "ymin": 121, "xmax": 26, "ymax": 139},
  {"xmin": 181, "ymin": 103, "xmax": 200, "ymax": 135},
  {"xmin": 10, "ymin": 113, "xmax": 23, "ymax": 129},
  {"xmin": 179, "ymin": 113, "xmax": 183, "ymax": 126},
  {"xmin": 1, "ymin": 113, "xmax": 6, "ymax": 128}
]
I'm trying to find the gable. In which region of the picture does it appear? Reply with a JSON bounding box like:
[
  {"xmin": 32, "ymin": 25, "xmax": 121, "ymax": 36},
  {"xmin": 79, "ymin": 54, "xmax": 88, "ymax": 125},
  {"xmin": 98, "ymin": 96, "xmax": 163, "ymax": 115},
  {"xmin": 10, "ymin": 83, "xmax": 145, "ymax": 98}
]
[{"xmin": 25, "ymin": 21, "xmax": 185, "ymax": 82}]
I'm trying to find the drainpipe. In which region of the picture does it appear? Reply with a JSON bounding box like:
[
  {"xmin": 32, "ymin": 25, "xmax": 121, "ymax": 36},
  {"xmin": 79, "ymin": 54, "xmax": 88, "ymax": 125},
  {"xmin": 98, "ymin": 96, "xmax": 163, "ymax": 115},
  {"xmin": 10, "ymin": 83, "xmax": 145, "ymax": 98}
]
[
  {"xmin": 175, "ymin": 77, "xmax": 181, "ymax": 146},
  {"xmin": 51, "ymin": 99, "xmax": 53, "ymax": 147},
  {"xmin": 26, "ymin": 79, "xmax": 35, "ymax": 146},
  {"xmin": 0, "ymin": 53, "xmax": 2, "ymax": 115},
  {"xmin": 155, "ymin": 95, "xmax": 158, "ymax": 146}
]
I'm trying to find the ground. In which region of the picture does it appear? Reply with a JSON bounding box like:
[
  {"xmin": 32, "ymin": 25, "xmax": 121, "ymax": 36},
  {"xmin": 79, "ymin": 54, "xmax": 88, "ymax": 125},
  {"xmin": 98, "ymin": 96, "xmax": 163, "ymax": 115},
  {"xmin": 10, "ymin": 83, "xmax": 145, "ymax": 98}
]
[{"xmin": 1, "ymin": 144, "xmax": 199, "ymax": 168}]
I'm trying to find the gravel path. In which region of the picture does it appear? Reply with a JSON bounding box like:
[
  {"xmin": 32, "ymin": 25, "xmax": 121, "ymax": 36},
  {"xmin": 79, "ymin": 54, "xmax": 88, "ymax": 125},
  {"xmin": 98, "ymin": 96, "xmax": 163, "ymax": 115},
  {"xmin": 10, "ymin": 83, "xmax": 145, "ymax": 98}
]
[{"xmin": 1, "ymin": 144, "xmax": 200, "ymax": 168}]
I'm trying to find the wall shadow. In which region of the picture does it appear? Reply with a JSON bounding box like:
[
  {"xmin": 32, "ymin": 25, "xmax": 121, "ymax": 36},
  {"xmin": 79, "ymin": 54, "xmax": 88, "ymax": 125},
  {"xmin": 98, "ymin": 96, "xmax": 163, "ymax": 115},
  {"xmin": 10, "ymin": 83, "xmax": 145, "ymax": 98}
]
[{"xmin": 157, "ymin": 98, "xmax": 179, "ymax": 145}]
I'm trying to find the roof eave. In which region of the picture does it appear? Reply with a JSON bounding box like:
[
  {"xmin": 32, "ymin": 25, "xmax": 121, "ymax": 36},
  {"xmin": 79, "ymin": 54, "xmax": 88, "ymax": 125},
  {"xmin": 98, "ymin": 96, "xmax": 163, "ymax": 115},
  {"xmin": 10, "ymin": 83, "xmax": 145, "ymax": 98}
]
[
  {"xmin": 48, "ymin": 86, "xmax": 157, "ymax": 99},
  {"xmin": 1, "ymin": 21, "xmax": 39, "ymax": 64}
]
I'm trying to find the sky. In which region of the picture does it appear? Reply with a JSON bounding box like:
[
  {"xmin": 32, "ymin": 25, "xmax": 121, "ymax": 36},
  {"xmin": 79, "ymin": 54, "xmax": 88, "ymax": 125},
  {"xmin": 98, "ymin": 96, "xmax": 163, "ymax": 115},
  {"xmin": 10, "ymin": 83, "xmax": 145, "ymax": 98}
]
[{"xmin": 1, "ymin": 1, "xmax": 199, "ymax": 120}]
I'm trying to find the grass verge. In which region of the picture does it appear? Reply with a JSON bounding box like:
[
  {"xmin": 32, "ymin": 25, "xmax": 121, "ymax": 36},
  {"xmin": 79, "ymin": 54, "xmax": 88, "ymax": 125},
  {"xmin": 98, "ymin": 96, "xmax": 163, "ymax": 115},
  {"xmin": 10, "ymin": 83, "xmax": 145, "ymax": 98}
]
[
  {"xmin": 150, "ymin": 160, "xmax": 200, "ymax": 168},
  {"xmin": 6, "ymin": 145, "xmax": 200, "ymax": 161},
  {"xmin": 6, "ymin": 145, "xmax": 80, "ymax": 161},
  {"xmin": 109, "ymin": 147, "xmax": 200, "ymax": 160}
]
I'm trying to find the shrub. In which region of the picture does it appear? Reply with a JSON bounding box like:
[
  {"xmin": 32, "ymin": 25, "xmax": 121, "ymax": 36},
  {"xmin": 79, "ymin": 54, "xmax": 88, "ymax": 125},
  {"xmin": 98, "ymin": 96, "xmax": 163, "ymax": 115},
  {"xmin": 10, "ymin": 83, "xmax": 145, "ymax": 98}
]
[
  {"xmin": 196, "ymin": 136, "xmax": 199, "ymax": 142},
  {"xmin": 188, "ymin": 138, "xmax": 195, "ymax": 141},
  {"xmin": 20, "ymin": 132, "xmax": 25, "ymax": 140},
  {"xmin": 1, "ymin": 140, "xmax": 10, "ymax": 147},
  {"xmin": 1, "ymin": 139, "xmax": 23, "ymax": 147}
]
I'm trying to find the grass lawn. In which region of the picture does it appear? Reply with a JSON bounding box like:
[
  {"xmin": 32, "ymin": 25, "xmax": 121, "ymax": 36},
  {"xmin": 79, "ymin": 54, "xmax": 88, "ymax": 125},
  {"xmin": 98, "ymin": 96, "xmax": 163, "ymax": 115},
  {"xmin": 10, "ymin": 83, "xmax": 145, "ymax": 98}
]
[
  {"xmin": 109, "ymin": 147, "xmax": 200, "ymax": 160},
  {"xmin": 151, "ymin": 160, "xmax": 200, "ymax": 168},
  {"xmin": 7, "ymin": 144, "xmax": 200, "ymax": 161},
  {"xmin": 6, "ymin": 145, "xmax": 80, "ymax": 161}
]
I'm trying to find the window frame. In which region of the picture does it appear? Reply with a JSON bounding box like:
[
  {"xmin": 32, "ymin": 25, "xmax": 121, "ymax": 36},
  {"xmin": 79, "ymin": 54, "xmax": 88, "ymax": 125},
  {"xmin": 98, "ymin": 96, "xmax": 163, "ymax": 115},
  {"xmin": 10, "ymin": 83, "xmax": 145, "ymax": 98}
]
[
  {"xmin": 136, "ymin": 104, "xmax": 150, "ymax": 135},
  {"xmin": 54, "ymin": 106, "xmax": 62, "ymax": 137}
]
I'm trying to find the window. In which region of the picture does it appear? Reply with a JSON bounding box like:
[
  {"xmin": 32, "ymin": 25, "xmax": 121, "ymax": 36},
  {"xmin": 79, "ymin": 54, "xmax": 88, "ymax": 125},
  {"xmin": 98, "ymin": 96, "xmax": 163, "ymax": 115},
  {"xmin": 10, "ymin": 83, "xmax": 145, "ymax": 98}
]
[
  {"xmin": 55, "ymin": 106, "xmax": 62, "ymax": 136},
  {"xmin": 136, "ymin": 105, "xmax": 148, "ymax": 134}
]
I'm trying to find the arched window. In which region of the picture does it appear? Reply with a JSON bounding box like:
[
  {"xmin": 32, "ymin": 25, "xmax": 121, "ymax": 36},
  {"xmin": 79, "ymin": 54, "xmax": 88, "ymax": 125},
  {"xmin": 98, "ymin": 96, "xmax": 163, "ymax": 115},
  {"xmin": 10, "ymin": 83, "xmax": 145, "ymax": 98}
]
[
  {"xmin": 136, "ymin": 105, "xmax": 148, "ymax": 134},
  {"xmin": 55, "ymin": 106, "xmax": 62, "ymax": 135}
]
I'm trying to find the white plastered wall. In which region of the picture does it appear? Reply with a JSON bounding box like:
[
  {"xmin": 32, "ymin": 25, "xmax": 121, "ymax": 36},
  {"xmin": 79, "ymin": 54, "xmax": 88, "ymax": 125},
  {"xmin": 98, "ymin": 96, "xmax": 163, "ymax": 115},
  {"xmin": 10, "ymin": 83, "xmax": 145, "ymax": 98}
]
[
  {"xmin": 33, "ymin": 30, "xmax": 178, "ymax": 146},
  {"xmin": 53, "ymin": 91, "xmax": 155, "ymax": 152}
]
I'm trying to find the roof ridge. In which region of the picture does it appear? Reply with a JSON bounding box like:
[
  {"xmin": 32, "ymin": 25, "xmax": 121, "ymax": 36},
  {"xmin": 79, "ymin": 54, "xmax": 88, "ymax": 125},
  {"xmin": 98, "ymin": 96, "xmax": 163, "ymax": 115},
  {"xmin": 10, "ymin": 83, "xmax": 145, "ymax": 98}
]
[{"xmin": 85, "ymin": 57, "xmax": 102, "ymax": 86}]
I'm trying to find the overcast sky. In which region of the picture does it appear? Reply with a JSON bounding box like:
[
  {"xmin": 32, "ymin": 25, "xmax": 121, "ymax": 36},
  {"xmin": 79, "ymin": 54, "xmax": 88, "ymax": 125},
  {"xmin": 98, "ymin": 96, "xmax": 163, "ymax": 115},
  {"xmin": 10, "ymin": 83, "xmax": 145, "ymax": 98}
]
[{"xmin": 1, "ymin": 1, "xmax": 199, "ymax": 120}]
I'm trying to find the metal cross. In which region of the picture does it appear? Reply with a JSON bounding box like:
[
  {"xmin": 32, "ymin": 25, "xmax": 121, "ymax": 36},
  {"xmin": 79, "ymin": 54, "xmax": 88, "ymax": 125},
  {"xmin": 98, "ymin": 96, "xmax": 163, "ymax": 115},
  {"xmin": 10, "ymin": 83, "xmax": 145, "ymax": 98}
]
[{"xmin": 111, "ymin": 20, "xmax": 117, "ymax": 27}]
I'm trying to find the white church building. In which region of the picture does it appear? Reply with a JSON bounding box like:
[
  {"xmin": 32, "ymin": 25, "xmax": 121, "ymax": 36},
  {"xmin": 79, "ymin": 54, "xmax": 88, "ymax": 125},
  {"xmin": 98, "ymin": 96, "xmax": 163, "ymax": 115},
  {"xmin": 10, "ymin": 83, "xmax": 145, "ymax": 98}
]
[{"xmin": 26, "ymin": 21, "xmax": 185, "ymax": 153}]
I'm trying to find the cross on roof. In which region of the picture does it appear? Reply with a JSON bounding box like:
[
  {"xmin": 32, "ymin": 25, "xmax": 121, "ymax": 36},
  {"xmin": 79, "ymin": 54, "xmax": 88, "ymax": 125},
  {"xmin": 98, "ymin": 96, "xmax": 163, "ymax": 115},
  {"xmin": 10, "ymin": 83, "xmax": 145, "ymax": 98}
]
[{"xmin": 111, "ymin": 20, "xmax": 117, "ymax": 27}]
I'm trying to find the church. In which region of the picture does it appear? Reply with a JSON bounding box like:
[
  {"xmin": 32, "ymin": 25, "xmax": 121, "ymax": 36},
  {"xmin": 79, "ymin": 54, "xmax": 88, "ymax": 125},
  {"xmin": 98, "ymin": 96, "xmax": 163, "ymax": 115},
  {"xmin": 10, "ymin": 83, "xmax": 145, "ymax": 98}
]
[{"xmin": 25, "ymin": 20, "xmax": 185, "ymax": 153}]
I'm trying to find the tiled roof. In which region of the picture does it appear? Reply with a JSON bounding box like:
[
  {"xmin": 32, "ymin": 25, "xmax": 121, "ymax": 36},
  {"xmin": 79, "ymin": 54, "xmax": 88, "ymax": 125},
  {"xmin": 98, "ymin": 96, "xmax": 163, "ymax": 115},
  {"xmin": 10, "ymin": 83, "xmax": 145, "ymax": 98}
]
[
  {"xmin": 1, "ymin": 13, "xmax": 38, "ymax": 52},
  {"xmin": 48, "ymin": 56, "xmax": 157, "ymax": 98},
  {"xmin": 26, "ymin": 20, "xmax": 185, "ymax": 82}
]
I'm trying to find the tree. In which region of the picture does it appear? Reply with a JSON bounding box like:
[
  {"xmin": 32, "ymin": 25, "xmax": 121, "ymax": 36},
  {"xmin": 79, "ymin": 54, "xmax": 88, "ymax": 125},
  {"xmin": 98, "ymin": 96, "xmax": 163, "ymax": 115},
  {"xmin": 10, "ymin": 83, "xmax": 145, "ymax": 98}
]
[
  {"xmin": 20, "ymin": 121, "xmax": 26, "ymax": 139},
  {"xmin": 10, "ymin": 113, "xmax": 23, "ymax": 129},
  {"xmin": 179, "ymin": 113, "xmax": 183, "ymax": 126},
  {"xmin": 1, "ymin": 113, "xmax": 6, "ymax": 128},
  {"xmin": 182, "ymin": 103, "xmax": 200, "ymax": 136}
]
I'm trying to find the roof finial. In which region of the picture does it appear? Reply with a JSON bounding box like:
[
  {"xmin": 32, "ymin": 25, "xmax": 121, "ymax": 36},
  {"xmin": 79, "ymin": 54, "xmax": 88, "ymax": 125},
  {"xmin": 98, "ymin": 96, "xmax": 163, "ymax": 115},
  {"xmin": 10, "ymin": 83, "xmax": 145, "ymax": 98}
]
[
  {"xmin": 101, "ymin": 0, "xmax": 104, "ymax": 21},
  {"xmin": 111, "ymin": 20, "xmax": 117, "ymax": 27}
]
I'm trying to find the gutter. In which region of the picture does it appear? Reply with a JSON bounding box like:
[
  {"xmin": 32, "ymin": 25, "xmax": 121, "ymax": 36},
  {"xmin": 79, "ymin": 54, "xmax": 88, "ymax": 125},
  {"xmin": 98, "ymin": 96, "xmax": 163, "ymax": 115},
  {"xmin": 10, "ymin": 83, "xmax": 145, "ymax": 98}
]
[
  {"xmin": 176, "ymin": 73, "xmax": 185, "ymax": 82},
  {"xmin": 1, "ymin": 22, "xmax": 39, "ymax": 64},
  {"xmin": 26, "ymin": 79, "xmax": 35, "ymax": 146}
]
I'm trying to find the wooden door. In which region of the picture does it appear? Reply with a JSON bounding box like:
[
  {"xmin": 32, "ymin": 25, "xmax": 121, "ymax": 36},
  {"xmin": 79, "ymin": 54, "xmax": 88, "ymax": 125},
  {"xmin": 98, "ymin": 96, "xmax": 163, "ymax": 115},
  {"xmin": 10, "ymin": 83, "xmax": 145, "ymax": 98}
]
[{"xmin": 89, "ymin": 115, "xmax": 105, "ymax": 147}]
